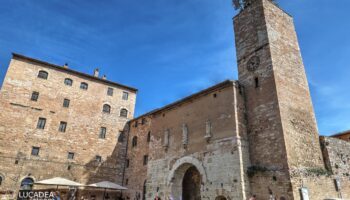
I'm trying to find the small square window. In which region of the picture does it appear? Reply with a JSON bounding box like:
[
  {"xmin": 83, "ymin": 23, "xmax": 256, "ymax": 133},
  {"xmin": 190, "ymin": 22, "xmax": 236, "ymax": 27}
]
[
  {"xmin": 63, "ymin": 99, "xmax": 70, "ymax": 108},
  {"xmin": 31, "ymin": 147, "xmax": 40, "ymax": 156},
  {"xmin": 38, "ymin": 71, "xmax": 48, "ymax": 79},
  {"xmin": 107, "ymin": 88, "xmax": 114, "ymax": 96},
  {"xmin": 95, "ymin": 155, "xmax": 102, "ymax": 162},
  {"xmin": 80, "ymin": 82, "xmax": 88, "ymax": 90},
  {"xmin": 99, "ymin": 127, "xmax": 107, "ymax": 139},
  {"xmin": 59, "ymin": 121, "xmax": 67, "ymax": 132},
  {"xmin": 37, "ymin": 118, "xmax": 46, "ymax": 129},
  {"xmin": 120, "ymin": 109, "xmax": 128, "ymax": 118},
  {"xmin": 31, "ymin": 92, "xmax": 39, "ymax": 101},
  {"xmin": 64, "ymin": 78, "xmax": 73, "ymax": 86},
  {"xmin": 67, "ymin": 152, "xmax": 75, "ymax": 160},
  {"xmin": 122, "ymin": 92, "xmax": 129, "ymax": 100}
]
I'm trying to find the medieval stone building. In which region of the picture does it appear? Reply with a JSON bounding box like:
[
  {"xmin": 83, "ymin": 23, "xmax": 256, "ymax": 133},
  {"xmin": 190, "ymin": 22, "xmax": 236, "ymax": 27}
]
[
  {"xmin": 0, "ymin": 0, "xmax": 349, "ymax": 200},
  {"xmin": 0, "ymin": 53, "xmax": 136, "ymax": 199}
]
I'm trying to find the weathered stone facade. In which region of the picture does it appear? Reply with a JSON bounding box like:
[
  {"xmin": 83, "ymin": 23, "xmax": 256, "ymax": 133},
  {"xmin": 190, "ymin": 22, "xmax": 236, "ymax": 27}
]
[
  {"xmin": 1, "ymin": 0, "xmax": 350, "ymax": 200},
  {"xmin": 0, "ymin": 54, "xmax": 136, "ymax": 198},
  {"xmin": 124, "ymin": 0, "xmax": 350, "ymax": 200},
  {"xmin": 124, "ymin": 81, "xmax": 250, "ymax": 200}
]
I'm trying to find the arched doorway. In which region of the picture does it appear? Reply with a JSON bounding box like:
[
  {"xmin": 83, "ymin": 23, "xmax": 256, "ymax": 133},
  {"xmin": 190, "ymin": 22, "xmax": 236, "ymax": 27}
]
[
  {"xmin": 20, "ymin": 177, "xmax": 34, "ymax": 190},
  {"xmin": 215, "ymin": 196, "xmax": 227, "ymax": 200},
  {"xmin": 182, "ymin": 166, "xmax": 201, "ymax": 200},
  {"xmin": 169, "ymin": 163, "xmax": 203, "ymax": 200}
]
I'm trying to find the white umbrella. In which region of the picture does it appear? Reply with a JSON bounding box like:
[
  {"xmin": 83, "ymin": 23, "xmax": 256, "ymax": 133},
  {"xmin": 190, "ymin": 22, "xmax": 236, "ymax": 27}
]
[
  {"xmin": 35, "ymin": 177, "xmax": 83, "ymax": 187},
  {"xmin": 88, "ymin": 181, "xmax": 127, "ymax": 190},
  {"xmin": 88, "ymin": 181, "xmax": 127, "ymax": 200}
]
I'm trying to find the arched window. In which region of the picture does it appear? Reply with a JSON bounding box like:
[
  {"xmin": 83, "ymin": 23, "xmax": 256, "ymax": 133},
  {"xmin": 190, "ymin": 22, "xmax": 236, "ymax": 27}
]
[
  {"xmin": 64, "ymin": 78, "xmax": 73, "ymax": 86},
  {"xmin": 0, "ymin": 176, "xmax": 3, "ymax": 186},
  {"xmin": 20, "ymin": 177, "xmax": 34, "ymax": 190},
  {"xmin": 80, "ymin": 82, "xmax": 88, "ymax": 90},
  {"xmin": 120, "ymin": 108, "xmax": 128, "ymax": 118},
  {"xmin": 147, "ymin": 131, "xmax": 151, "ymax": 143},
  {"xmin": 37, "ymin": 70, "xmax": 48, "ymax": 79},
  {"xmin": 103, "ymin": 104, "xmax": 111, "ymax": 114},
  {"xmin": 132, "ymin": 136, "xmax": 137, "ymax": 148}
]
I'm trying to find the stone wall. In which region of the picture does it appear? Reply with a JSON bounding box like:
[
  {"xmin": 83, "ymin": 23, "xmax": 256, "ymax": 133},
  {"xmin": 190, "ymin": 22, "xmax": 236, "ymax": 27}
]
[
  {"xmin": 123, "ymin": 116, "xmax": 151, "ymax": 200},
  {"xmin": 321, "ymin": 136, "xmax": 350, "ymax": 178},
  {"xmin": 126, "ymin": 81, "xmax": 251, "ymax": 200},
  {"xmin": 0, "ymin": 55, "xmax": 136, "ymax": 198}
]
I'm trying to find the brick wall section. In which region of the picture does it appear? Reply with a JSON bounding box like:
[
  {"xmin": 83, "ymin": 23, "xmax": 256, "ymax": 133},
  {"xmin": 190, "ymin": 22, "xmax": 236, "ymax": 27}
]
[
  {"xmin": 331, "ymin": 131, "xmax": 350, "ymax": 142},
  {"xmin": 129, "ymin": 81, "xmax": 251, "ymax": 200},
  {"xmin": 0, "ymin": 55, "xmax": 136, "ymax": 196},
  {"xmin": 123, "ymin": 117, "xmax": 151, "ymax": 200}
]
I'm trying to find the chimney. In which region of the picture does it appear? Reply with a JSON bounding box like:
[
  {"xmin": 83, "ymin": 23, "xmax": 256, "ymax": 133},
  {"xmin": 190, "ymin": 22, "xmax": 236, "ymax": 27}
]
[
  {"xmin": 63, "ymin": 63, "xmax": 69, "ymax": 69},
  {"xmin": 94, "ymin": 68, "xmax": 99, "ymax": 77},
  {"xmin": 102, "ymin": 75, "xmax": 107, "ymax": 80}
]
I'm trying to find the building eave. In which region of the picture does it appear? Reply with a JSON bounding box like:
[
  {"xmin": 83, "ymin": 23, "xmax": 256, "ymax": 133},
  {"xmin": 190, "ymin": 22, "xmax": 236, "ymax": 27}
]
[{"xmin": 12, "ymin": 53, "xmax": 138, "ymax": 93}]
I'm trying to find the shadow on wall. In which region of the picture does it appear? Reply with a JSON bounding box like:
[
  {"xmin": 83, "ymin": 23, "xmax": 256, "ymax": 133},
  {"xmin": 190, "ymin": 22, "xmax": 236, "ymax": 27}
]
[{"xmin": 83, "ymin": 123, "xmax": 130, "ymax": 186}]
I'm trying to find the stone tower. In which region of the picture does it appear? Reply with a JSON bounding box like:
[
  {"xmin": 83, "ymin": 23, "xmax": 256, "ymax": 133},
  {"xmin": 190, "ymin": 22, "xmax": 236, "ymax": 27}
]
[{"xmin": 234, "ymin": 0, "xmax": 325, "ymax": 199}]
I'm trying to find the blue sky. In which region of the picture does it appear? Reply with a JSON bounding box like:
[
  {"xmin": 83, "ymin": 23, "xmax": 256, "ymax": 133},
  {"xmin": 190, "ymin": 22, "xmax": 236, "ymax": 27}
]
[{"xmin": 0, "ymin": 0, "xmax": 349, "ymax": 136}]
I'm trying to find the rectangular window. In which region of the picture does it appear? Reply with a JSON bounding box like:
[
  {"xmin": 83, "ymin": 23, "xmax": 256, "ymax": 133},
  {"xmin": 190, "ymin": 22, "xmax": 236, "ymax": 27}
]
[
  {"xmin": 107, "ymin": 87, "xmax": 114, "ymax": 96},
  {"xmin": 63, "ymin": 99, "xmax": 70, "ymax": 108},
  {"xmin": 118, "ymin": 131, "xmax": 124, "ymax": 143},
  {"xmin": 67, "ymin": 152, "xmax": 75, "ymax": 160},
  {"xmin": 126, "ymin": 159, "xmax": 130, "ymax": 168},
  {"xmin": 96, "ymin": 155, "xmax": 102, "ymax": 162},
  {"xmin": 99, "ymin": 127, "xmax": 106, "ymax": 139},
  {"xmin": 31, "ymin": 147, "xmax": 40, "ymax": 156},
  {"xmin": 31, "ymin": 91, "xmax": 39, "ymax": 101},
  {"xmin": 37, "ymin": 118, "xmax": 46, "ymax": 129},
  {"xmin": 122, "ymin": 91, "xmax": 129, "ymax": 100},
  {"xmin": 59, "ymin": 121, "xmax": 67, "ymax": 132},
  {"xmin": 143, "ymin": 155, "xmax": 148, "ymax": 165}
]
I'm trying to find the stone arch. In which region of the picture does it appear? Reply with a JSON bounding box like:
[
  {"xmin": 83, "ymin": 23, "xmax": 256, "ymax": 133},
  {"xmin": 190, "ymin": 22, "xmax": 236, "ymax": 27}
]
[
  {"xmin": 167, "ymin": 156, "xmax": 207, "ymax": 200},
  {"xmin": 167, "ymin": 156, "xmax": 207, "ymax": 185},
  {"xmin": 215, "ymin": 196, "xmax": 227, "ymax": 200},
  {"xmin": 19, "ymin": 176, "xmax": 35, "ymax": 190}
]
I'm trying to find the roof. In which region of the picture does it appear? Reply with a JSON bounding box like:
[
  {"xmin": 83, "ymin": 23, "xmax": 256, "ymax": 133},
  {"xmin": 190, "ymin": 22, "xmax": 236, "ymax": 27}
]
[
  {"xmin": 130, "ymin": 80, "xmax": 237, "ymax": 122},
  {"xmin": 331, "ymin": 130, "xmax": 350, "ymax": 138},
  {"xmin": 12, "ymin": 53, "xmax": 138, "ymax": 92}
]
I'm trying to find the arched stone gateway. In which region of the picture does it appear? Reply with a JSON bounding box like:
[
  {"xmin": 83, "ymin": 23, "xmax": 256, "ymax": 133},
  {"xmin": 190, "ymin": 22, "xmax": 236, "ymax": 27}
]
[
  {"xmin": 215, "ymin": 196, "xmax": 227, "ymax": 200},
  {"xmin": 182, "ymin": 166, "xmax": 201, "ymax": 200},
  {"xmin": 167, "ymin": 157, "xmax": 207, "ymax": 200}
]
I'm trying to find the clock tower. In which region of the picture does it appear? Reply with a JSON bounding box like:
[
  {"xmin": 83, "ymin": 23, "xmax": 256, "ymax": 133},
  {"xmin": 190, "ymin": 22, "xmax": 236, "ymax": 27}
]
[{"xmin": 234, "ymin": 0, "xmax": 325, "ymax": 199}]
